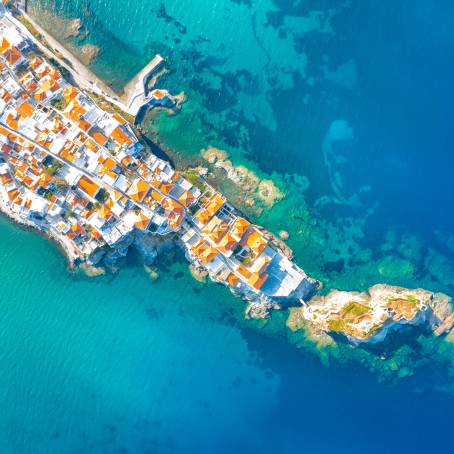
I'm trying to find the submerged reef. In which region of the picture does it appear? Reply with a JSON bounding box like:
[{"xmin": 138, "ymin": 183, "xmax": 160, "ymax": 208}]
[{"xmin": 201, "ymin": 146, "xmax": 284, "ymax": 212}]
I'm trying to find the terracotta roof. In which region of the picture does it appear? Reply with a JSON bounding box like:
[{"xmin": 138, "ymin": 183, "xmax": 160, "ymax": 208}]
[
  {"xmin": 159, "ymin": 182, "xmax": 173, "ymax": 194},
  {"xmin": 150, "ymin": 190, "xmax": 164, "ymax": 203},
  {"xmin": 5, "ymin": 47, "xmax": 21, "ymax": 66},
  {"xmin": 195, "ymin": 208, "xmax": 211, "ymax": 226},
  {"xmin": 191, "ymin": 238, "xmax": 218, "ymax": 264},
  {"xmin": 248, "ymin": 272, "xmax": 268, "ymax": 290},
  {"xmin": 113, "ymin": 113, "xmax": 126, "ymax": 124},
  {"xmin": 217, "ymin": 234, "xmax": 237, "ymax": 253},
  {"xmin": 16, "ymin": 102, "xmax": 35, "ymax": 118},
  {"xmin": 243, "ymin": 229, "xmax": 268, "ymax": 255},
  {"xmin": 204, "ymin": 192, "xmax": 224, "ymax": 217},
  {"xmin": 91, "ymin": 130, "xmax": 108, "ymax": 146},
  {"xmin": 97, "ymin": 204, "xmax": 112, "ymax": 220},
  {"xmin": 230, "ymin": 217, "xmax": 250, "ymax": 240},
  {"xmin": 134, "ymin": 212, "xmax": 151, "ymax": 230},
  {"xmin": 102, "ymin": 158, "xmax": 116, "ymax": 171},
  {"xmin": 0, "ymin": 37, "xmax": 11, "ymax": 53},
  {"xmin": 127, "ymin": 179, "xmax": 151, "ymax": 202},
  {"xmin": 227, "ymin": 273, "xmax": 239, "ymax": 286},
  {"xmin": 62, "ymin": 85, "xmax": 79, "ymax": 103},
  {"xmin": 111, "ymin": 126, "xmax": 132, "ymax": 146},
  {"xmin": 29, "ymin": 56, "xmax": 42, "ymax": 71},
  {"xmin": 77, "ymin": 175, "xmax": 100, "ymax": 198},
  {"xmin": 178, "ymin": 190, "xmax": 195, "ymax": 207}
]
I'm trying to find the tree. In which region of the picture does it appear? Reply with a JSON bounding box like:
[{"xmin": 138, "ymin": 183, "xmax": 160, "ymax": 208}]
[
  {"xmin": 50, "ymin": 96, "xmax": 67, "ymax": 111},
  {"xmin": 53, "ymin": 176, "xmax": 69, "ymax": 191}
]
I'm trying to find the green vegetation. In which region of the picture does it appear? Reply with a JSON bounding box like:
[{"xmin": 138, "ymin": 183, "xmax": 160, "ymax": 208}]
[
  {"xmin": 365, "ymin": 323, "xmax": 383, "ymax": 338},
  {"xmin": 182, "ymin": 168, "xmax": 206, "ymax": 192},
  {"xmin": 44, "ymin": 159, "xmax": 63, "ymax": 176},
  {"xmin": 53, "ymin": 176, "xmax": 69, "ymax": 191},
  {"xmin": 342, "ymin": 301, "xmax": 370, "ymax": 319},
  {"xmin": 50, "ymin": 96, "xmax": 68, "ymax": 111},
  {"xmin": 48, "ymin": 57, "xmax": 71, "ymax": 81},
  {"xmin": 15, "ymin": 63, "xmax": 29, "ymax": 78},
  {"xmin": 242, "ymin": 254, "xmax": 256, "ymax": 267},
  {"xmin": 327, "ymin": 319, "xmax": 346, "ymax": 333},
  {"xmin": 87, "ymin": 91, "xmax": 134, "ymax": 124},
  {"xmin": 64, "ymin": 208, "xmax": 74, "ymax": 219},
  {"xmin": 16, "ymin": 15, "xmax": 46, "ymax": 44},
  {"xmin": 327, "ymin": 302, "xmax": 373, "ymax": 339},
  {"xmin": 27, "ymin": 50, "xmax": 38, "ymax": 60}
]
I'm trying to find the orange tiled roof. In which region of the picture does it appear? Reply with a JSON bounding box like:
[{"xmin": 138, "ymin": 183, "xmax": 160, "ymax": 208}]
[
  {"xmin": 237, "ymin": 264, "xmax": 251, "ymax": 279},
  {"xmin": 230, "ymin": 217, "xmax": 250, "ymax": 240},
  {"xmin": 111, "ymin": 126, "xmax": 132, "ymax": 146},
  {"xmin": 62, "ymin": 85, "xmax": 79, "ymax": 103},
  {"xmin": 195, "ymin": 208, "xmax": 211, "ymax": 226},
  {"xmin": 204, "ymin": 192, "xmax": 224, "ymax": 217},
  {"xmin": 178, "ymin": 190, "xmax": 194, "ymax": 207},
  {"xmin": 150, "ymin": 190, "xmax": 164, "ymax": 203},
  {"xmin": 217, "ymin": 234, "xmax": 237, "ymax": 253},
  {"xmin": 4, "ymin": 47, "xmax": 21, "ymax": 66},
  {"xmin": 113, "ymin": 113, "xmax": 126, "ymax": 124},
  {"xmin": 191, "ymin": 238, "xmax": 218, "ymax": 264},
  {"xmin": 102, "ymin": 158, "xmax": 116, "ymax": 171},
  {"xmin": 97, "ymin": 204, "xmax": 112, "ymax": 220},
  {"xmin": 227, "ymin": 273, "xmax": 239, "ymax": 286},
  {"xmin": 248, "ymin": 272, "xmax": 268, "ymax": 290},
  {"xmin": 243, "ymin": 229, "xmax": 268, "ymax": 255},
  {"xmin": 77, "ymin": 175, "xmax": 100, "ymax": 198},
  {"xmin": 16, "ymin": 102, "xmax": 35, "ymax": 118},
  {"xmin": 128, "ymin": 179, "xmax": 150, "ymax": 202},
  {"xmin": 29, "ymin": 56, "xmax": 42, "ymax": 71},
  {"xmin": 91, "ymin": 131, "xmax": 108, "ymax": 146},
  {"xmin": 0, "ymin": 37, "xmax": 11, "ymax": 53},
  {"xmin": 159, "ymin": 182, "xmax": 173, "ymax": 194},
  {"xmin": 134, "ymin": 212, "xmax": 151, "ymax": 230}
]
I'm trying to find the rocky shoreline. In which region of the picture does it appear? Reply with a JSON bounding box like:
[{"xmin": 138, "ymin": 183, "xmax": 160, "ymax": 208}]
[
  {"xmin": 287, "ymin": 284, "xmax": 453, "ymax": 345},
  {"xmin": 2, "ymin": 3, "xmax": 452, "ymax": 357},
  {"xmin": 0, "ymin": 194, "xmax": 80, "ymax": 268}
]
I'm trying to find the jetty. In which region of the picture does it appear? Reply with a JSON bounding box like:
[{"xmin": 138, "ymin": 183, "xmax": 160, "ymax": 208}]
[
  {"xmin": 122, "ymin": 55, "xmax": 165, "ymax": 116},
  {"xmin": 12, "ymin": 4, "xmax": 167, "ymax": 117}
]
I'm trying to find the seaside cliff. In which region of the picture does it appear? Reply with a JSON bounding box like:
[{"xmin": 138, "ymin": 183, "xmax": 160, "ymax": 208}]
[{"xmin": 0, "ymin": 3, "xmax": 451, "ymax": 355}]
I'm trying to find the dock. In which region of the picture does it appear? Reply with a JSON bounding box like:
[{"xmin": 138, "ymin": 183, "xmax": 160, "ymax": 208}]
[
  {"xmin": 13, "ymin": 6, "xmax": 166, "ymax": 118},
  {"xmin": 122, "ymin": 55, "xmax": 165, "ymax": 116}
]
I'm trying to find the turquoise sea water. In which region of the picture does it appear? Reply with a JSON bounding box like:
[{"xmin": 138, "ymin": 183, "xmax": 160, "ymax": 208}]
[
  {"xmin": 3, "ymin": 0, "xmax": 454, "ymax": 452},
  {"xmin": 2, "ymin": 216, "xmax": 454, "ymax": 453}
]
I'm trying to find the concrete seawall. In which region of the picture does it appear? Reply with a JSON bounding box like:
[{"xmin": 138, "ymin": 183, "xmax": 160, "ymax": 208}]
[
  {"xmin": 14, "ymin": 6, "xmax": 166, "ymax": 117},
  {"xmin": 122, "ymin": 54, "xmax": 165, "ymax": 116}
]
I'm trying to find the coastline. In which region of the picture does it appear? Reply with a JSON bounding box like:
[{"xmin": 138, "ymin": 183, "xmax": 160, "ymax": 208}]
[
  {"xmin": 13, "ymin": 7, "xmax": 122, "ymax": 105},
  {"xmin": 13, "ymin": 5, "xmax": 170, "ymax": 117},
  {"xmin": 0, "ymin": 2, "xmax": 451, "ymax": 370},
  {"xmin": 0, "ymin": 192, "xmax": 79, "ymax": 267}
]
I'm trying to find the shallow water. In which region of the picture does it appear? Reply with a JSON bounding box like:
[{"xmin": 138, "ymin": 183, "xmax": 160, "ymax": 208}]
[
  {"xmin": 6, "ymin": 0, "xmax": 454, "ymax": 452},
  {"xmin": 1, "ymin": 217, "xmax": 454, "ymax": 454}
]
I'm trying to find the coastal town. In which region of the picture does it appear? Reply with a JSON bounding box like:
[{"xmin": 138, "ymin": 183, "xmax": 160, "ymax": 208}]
[
  {"xmin": 0, "ymin": 4, "xmax": 320, "ymax": 314},
  {"xmin": 0, "ymin": 2, "xmax": 452, "ymax": 345}
]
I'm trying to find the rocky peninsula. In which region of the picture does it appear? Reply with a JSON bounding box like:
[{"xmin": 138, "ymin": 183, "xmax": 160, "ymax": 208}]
[{"xmin": 0, "ymin": 2, "xmax": 451, "ymax": 357}]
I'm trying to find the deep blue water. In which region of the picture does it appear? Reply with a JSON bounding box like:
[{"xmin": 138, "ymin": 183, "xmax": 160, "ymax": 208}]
[
  {"xmin": 1, "ymin": 217, "xmax": 453, "ymax": 454},
  {"xmin": 4, "ymin": 0, "xmax": 454, "ymax": 452}
]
